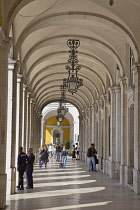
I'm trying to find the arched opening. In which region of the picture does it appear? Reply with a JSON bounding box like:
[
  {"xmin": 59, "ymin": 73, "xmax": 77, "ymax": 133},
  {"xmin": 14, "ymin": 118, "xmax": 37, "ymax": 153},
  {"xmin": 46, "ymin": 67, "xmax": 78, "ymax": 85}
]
[
  {"xmin": 53, "ymin": 129, "xmax": 61, "ymax": 145},
  {"xmin": 41, "ymin": 102, "xmax": 79, "ymax": 148}
]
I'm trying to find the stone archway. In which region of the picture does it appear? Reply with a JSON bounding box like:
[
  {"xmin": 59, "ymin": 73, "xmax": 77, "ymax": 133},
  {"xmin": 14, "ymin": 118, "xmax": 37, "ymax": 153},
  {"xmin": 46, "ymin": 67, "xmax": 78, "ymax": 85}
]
[{"xmin": 51, "ymin": 127, "xmax": 63, "ymax": 145}]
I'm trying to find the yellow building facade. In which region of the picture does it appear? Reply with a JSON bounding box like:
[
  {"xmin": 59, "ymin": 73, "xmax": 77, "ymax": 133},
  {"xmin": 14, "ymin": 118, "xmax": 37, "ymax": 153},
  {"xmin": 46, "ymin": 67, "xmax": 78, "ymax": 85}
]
[{"xmin": 45, "ymin": 116, "xmax": 70, "ymax": 145}]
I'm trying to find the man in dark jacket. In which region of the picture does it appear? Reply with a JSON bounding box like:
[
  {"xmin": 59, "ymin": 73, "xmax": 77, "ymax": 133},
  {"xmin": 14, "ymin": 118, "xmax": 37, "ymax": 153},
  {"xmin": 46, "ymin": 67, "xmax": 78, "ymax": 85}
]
[
  {"xmin": 17, "ymin": 147, "xmax": 28, "ymax": 190},
  {"xmin": 26, "ymin": 148, "xmax": 35, "ymax": 189},
  {"xmin": 87, "ymin": 143, "xmax": 97, "ymax": 172},
  {"xmin": 56, "ymin": 144, "xmax": 61, "ymax": 162}
]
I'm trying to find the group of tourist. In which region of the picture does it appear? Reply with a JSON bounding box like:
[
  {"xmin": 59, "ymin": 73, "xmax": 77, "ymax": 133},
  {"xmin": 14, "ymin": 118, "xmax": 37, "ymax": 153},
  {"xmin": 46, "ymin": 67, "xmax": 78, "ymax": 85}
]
[
  {"xmin": 17, "ymin": 147, "xmax": 35, "ymax": 190},
  {"xmin": 38, "ymin": 143, "xmax": 80, "ymax": 168},
  {"xmin": 16, "ymin": 142, "xmax": 98, "ymax": 191}
]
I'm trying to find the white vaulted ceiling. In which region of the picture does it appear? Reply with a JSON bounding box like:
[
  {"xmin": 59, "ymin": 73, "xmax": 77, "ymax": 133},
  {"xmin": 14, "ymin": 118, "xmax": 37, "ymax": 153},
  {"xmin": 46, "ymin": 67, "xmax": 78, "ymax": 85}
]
[{"xmin": 3, "ymin": 0, "xmax": 140, "ymax": 113}]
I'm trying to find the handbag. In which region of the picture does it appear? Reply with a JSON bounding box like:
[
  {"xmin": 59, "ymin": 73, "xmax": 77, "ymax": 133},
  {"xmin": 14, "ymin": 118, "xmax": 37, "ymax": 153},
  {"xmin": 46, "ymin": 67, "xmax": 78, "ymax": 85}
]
[{"xmin": 95, "ymin": 156, "xmax": 98, "ymax": 164}]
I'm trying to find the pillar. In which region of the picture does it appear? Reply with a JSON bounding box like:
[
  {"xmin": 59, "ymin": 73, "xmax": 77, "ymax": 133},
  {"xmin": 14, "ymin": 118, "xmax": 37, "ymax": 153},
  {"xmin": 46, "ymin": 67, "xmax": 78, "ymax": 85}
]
[
  {"xmin": 0, "ymin": 30, "xmax": 11, "ymax": 208},
  {"xmin": 97, "ymin": 100, "xmax": 102, "ymax": 170},
  {"xmin": 102, "ymin": 95, "xmax": 108, "ymax": 174},
  {"xmin": 133, "ymin": 65, "xmax": 140, "ymax": 194},
  {"xmin": 110, "ymin": 87, "xmax": 116, "ymax": 178},
  {"xmin": 6, "ymin": 59, "xmax": 17, "ymax": 195},
  {"xmin": 23, "ymin": 85, "xmax": 27, "ymax": 152},
  {"xmin": 115, "ymin": 86, "xmax": 121, "ymax": 179},
  {"xmin": 10, "ymin": 61, "xmax": 19, "ymax": 194},
  {"xmin": 119, "ymin": 78, "xmax": 127, "ymax": 185},
  {"xmin": 26, "ymin": 92, "xmax": 30, "ymax": 150},
  {"xmin": 16, "ymin": 74, "xmax": 23, "ymax": 150}
]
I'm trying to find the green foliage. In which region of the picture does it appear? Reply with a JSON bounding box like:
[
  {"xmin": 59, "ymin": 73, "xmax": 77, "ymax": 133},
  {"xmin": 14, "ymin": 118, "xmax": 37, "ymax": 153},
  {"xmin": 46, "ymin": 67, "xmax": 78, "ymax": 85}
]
[
  {"xmin": 55, "ymin": 133, "xmax": 60, "ymax": 138},
  {"xmin": 65, "ymin": 141, "xmax": 70, "ymax": 149},
  {"xmin": 68, "ymin": 148, "xmax": 72, "ymax": 154}
]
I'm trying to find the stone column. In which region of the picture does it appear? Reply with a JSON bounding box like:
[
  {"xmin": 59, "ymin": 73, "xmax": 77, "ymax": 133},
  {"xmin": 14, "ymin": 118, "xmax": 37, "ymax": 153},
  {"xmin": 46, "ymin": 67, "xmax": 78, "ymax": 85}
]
[
  {"xmin": 133, "ymin": 65, "xmax": 140, "ymax": 194},
  {"xmin": 102, "ymin": 95, "xmax": 108, "ymax": 174},
  {"xmin": 83, "ymin": 115, "xmax": 86, "ymax": 161},
  {"xmin": 29, "ymin": 98, "xmax": 34, "ymax": 148},
  {"xmin": 6, "ymin": 59, "xmax": 17, "ymax": 195},
  {"xmin": 119, "ymin": 78, "xmax": 127, "ymax": 185},
  {"xmin": 18, "ymin": 76, "xmax": 23, "ymax": 147},
  {"xmin": 97, "ymin": 100, "xmax": 102, "ymax": 170},
  {"xmin": 16, "ymin": 74, "xmax": 24, "ymax": 149},
  {"xmin": 115, "ymin": 86, "xmax": 121, "ymax": 179},
  {"xmin": 0, "ymin": 30, "xmax": 11, "ymax": 208},
  {"xmin": 89, "ymin": 107, "xmax": 93, "ymax": 144},
  {"xmin": 79, "ymin": 116, "xmax": 83, "ymax": 158},
  {"xmin": 92, "ymin": 104, "xmax": 96, "ymax": 145},
  {"xmin": 26, "ymin": 92, "xmax": 30, "ymax": 150},
  {"xmin": 80, "ymin": 118, "xmax": 84, "ymax": 161},
  {"xmin": 10, "ymin": 61, "xmax": 19, "ymax": 194},
  {"xmin": 23, "ymin": 85, "xmax": 27, "ymax": 152},
  {"xmin": 110, "ymin": 87, "xmax": 116, "ymax": 178},
  {"xmin": 40, "ymin": 116, "xmax": 44, "ymax": 146}
]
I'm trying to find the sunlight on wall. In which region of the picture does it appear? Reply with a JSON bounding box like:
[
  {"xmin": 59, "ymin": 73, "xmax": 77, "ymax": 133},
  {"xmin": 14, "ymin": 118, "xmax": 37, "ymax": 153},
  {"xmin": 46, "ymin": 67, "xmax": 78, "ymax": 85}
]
[
  {"xmin": 45, "ymin": 127, "xmax": 53, "ymax": 144},
  {"xmin": 45, "ymin": 116, "xmax": 70, "ymax": 145}
]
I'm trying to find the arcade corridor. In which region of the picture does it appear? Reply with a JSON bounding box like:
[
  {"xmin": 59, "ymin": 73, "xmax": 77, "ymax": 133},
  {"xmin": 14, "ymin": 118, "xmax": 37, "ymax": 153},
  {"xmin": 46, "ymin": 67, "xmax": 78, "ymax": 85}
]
[
  {"xmin": 1, "ymin": 0, "xmax": 140, "ymax": 208},
  {"xmin": 6, "ymin": 159, "xmax": 140, "ymax": 210}
]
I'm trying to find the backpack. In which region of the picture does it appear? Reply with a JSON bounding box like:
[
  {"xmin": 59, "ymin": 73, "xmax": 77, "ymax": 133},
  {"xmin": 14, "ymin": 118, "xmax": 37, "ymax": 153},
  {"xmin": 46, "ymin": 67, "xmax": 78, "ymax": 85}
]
[
  {"xmin": 41, "ymin": 151, "xmax": 48, "ymax": 160},
  {"xmin": 87, "ymin": 148, "xmax": 92, "ymax": 157}
]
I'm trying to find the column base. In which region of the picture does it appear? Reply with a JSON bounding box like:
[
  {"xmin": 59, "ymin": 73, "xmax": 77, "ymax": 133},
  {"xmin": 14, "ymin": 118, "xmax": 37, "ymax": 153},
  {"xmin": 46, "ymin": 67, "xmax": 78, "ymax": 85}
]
[
  {"xmin": 120, "ymin": 165, "xmax": 127, "ymax": 185},
  {"xmin": 126, "ymin": 166, "xmax": 133, "ymax": 185},
  {"xmin": 133, "ymin": 168, "xmax": 140, "ymax": 194},
  {"xmin": 103, "ymin": 159, "xmax": 107, "ymax": 174},
  {"xmin": 110, "ymin": 161, "xmax": 115, "ymax": 179},
  {"xmin": 11, "ymin": 167, "xmax": 16, "ymax": 194},
  {"xmin": 115, "ymin": 162, "xmax": 120, "ymax": 180},
  {"xmin": 0, "ymin": 174, "xmax": 7, "ymax": 209},
  {"xmin": 98, "ymin": 157, "xmax": 102, "ymax": 171}
]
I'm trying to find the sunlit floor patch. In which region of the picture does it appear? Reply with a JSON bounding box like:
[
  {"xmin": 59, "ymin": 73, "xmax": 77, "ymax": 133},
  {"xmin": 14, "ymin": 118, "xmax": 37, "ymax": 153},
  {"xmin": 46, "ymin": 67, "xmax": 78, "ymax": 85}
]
[
  {"xmin": 8, "ymin": 187, "xmax": 105, "ymax": 200},
  {"xmin": 33, "ymin": 168, "xmax": 83, "ymax": 172},
  {"xmin": 47, "ymin": 164, "xmax": 79, "ymax": 167},
  {"xmin": 33, "ymin": 171, "xmax": 86, "ymax": 176},
  {"xmin": 33, "ymin": 174, "xmax": 90, "ymax": 181},
  {"xmin": 34, "ymin": 180, "xmax": 97, "ymax": 187},
  {"xmin": 34, "ymin": 165, "xmax": 80, "ymax": 170},
  {"xmin": 36, "ymin": 201, "xmax": 113, "ymax": 210}
]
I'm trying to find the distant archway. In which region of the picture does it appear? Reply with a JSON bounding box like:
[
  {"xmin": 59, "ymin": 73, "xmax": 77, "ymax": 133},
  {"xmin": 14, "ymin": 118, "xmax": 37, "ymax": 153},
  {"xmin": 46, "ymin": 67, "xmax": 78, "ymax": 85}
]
[{"xmin": 51, "ymin": 128, "xmax": 63, "ymax": 145}]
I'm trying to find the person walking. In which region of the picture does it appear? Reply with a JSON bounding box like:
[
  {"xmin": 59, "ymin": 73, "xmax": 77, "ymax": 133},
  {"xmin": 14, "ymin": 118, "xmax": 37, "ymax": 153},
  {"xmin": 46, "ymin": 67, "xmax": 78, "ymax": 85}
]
[
  {"xmin": 56, "ymin": 144, "xmax": 61, "ymax": 162},
  {"xmin": 72, "ymin": 145, "xmax": 76, "ymax": 162},
  {"xmin": 26, "ymin": 148, "xmax": 35, "ymax": 189},
  {"xmin": 17, "ymin": 147, "xmax": 28, "ymax": 190},
  {"xmin": 38, "ymin": 144, "xmax": 45, "ymax": 167},
  {"xmin": 87, "ymin": 143, "xmax": 97, "ymax": 172},
  {"xmin": 61, "ymin": 146, "xmax": 67, "ymax": 168},
  {"xmin": 48, "ymin": 144, "xmax": 53, "ymax": 157},
  {"xmin": 76, "ymin": 143, "xmax": 80, "ymax": 160}
]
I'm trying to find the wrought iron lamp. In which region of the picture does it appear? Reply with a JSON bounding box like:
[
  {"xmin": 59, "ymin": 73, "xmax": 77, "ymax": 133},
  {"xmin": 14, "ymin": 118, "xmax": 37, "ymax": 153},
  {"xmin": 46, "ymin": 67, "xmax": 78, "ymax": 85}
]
[
  {"xmin": 109, "ymin": 0, "xmax": 114, "ymax": 6},
  {"xmin": 64, "ymin": 39, "xmax": 83, "ymax": 95}
]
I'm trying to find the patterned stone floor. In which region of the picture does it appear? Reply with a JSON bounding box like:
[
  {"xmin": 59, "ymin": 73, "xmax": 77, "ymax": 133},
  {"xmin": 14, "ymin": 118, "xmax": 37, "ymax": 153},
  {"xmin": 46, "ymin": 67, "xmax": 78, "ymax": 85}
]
[{"xmin": 6, "ymin": 157, "xmax": 140, "ymax": 210}]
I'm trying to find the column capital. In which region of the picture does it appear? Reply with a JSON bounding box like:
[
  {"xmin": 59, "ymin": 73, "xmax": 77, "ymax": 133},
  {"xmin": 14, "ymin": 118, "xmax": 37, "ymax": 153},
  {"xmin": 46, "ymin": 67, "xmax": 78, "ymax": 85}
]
[
  {"xmin": 108, "ymin": 87, "xmax": 116, "ymax": 94},
  {"xmin": 96, "ymin": 100, "xmax": 102, "ymax": 108},
  {"xmin": 133, "ymin": 64, "xmax": 140, "ymax": 75},
  {"xmin": 23, "ymin": 84, "xmax": 28, "ymax": 91},
  {"xmin": 27, "ymin": 91, "xmax": 31, "ymax": 98},
  {"xmin": 0, "ymin": 28, "xmax": 13, "ymax": 51},
  {"xmin": 114, "ymin": 86, "xmax": 121, "ymax": 93},
  {"xmin": 30, "ymin": 98, "xmax": 34, "ymax": 104},
  {"xmin": 8, "ymin": 59, "xmax": 17, "ymax": 70},
  {"xmin": 17, "ymin": 74, "xmax": 24, "ymax": 83},
  {"xmin": 118, "ymin": 77, "xmax": 127, "ymax": 87},
  {"xmin": 101, "ymin": 94, "xmax": 108, "ymax": 102}
]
